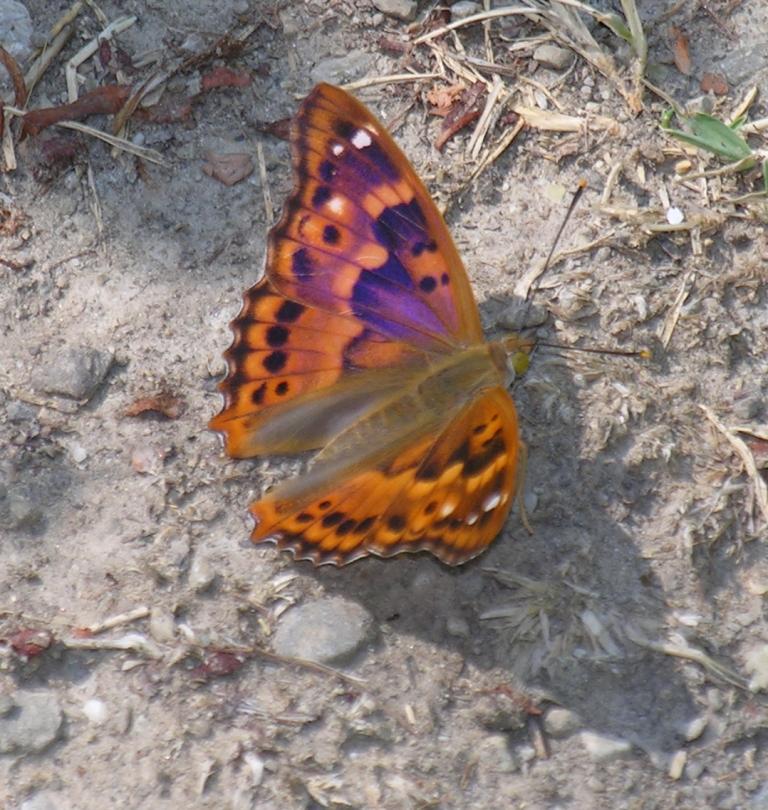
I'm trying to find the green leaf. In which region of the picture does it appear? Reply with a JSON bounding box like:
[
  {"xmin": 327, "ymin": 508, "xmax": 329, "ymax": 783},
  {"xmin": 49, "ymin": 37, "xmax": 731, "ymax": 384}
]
[{"xmin": 661, "ymin": 112, "xmax": 753, "ymax": 161}]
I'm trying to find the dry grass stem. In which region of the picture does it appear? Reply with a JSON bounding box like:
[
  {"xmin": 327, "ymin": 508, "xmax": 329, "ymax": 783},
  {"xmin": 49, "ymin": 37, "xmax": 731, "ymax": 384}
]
[
  {"xmin": 340, "ymin": 72, "xmax": 441, "ymax": 91},
  {"xmin": 413, "ymin": 6, "xmax": 532, "ymax": 46},
  {"xmin": 626, "ymin": 627, "xmax": 748, "ymax": 690},
  {"xmin": 658, "ymin": 269, "xmax": 695, "ymax": 349},
  {"xmin": 65, "ymin": 15, "xmax": 138, "ymax": 102},
  {"xmin": 467, "ymin": 76, "xmax": 506, "ymax": 159},
  {"xmin": 701, "ymin": 405, "xmax": 768, "ymax": 528},
  {"xmin": 82, "ymin": 606, "xmax": 151, "ymax": 634},
  {"xmin": 55, "ymin": 119, "xmax": 165, "ymax": 163}
]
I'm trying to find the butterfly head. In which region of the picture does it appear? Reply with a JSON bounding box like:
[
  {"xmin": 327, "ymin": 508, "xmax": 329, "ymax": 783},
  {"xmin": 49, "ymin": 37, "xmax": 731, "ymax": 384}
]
[{"xmin": 493, "ymin": 336, "xmax": 534, "ymax": 384}]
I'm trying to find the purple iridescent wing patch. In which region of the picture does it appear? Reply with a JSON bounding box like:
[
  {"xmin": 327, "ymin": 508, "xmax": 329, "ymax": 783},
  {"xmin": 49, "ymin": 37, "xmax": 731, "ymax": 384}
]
[{"xmin": 265, "ymin": 83, "xmax": 485, "ymax": 353}]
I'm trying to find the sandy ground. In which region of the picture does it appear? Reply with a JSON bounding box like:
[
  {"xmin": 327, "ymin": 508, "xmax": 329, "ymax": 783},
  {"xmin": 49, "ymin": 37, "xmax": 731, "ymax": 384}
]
[{"xmin": 1, "ymin": 1, "xmax": 768, "ymax": 808}]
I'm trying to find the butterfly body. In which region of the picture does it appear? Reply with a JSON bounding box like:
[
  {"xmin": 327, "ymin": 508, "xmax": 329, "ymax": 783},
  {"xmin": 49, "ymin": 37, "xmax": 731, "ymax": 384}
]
[{"xmin": 210, "ymin": 84, "xmax": 524, "ymax": 566}]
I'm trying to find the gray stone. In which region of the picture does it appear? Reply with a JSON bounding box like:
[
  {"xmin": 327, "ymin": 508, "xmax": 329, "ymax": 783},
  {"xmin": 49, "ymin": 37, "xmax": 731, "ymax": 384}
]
[
  {"xmin": 272, "ymin": 596, "xmax": 375, "ymax": 665},
  {"xmin": 188, "ymin": 553, "xmax": 216, "ymax": 592},
  {"xmin": 21, "ymin": 794, "xmax": 61, "ymax": 810},
  {"xmin": 372, "ymin": 0, "xmax": 417, "ymax": 22},
  {"xmin": 0, "ymin": 691, "xmax": 64, "ymax": 754},
  {"xmin": 310, "ymin": 50, "xmax": 375, "ymax": 85},
  {"xmin": 543, "ymin": 707, "xmax": 581, "ymax": 738},
  {"xmin": 33, "ymin": 346, "xmax": 113, "ymax": 401},
  {"xmin": 533, "ymin": 43, "xmax": 574, "ymax": 71},
  {"xmin": 475, "ymin": 734, "xmax": 519, "ymax": 774},
  {"xmin": 0, "ymin": 484, "xmax": 44, "ymax": 532},
  {"xmin": 451, "ymin": 1, "xmax": 481, "ymax": 20},
  {"xmin": 580, "ymin": 730, "xmax": 633, "ymax": 762},
  {"xmin": 0, "ymin": 0, "xmax": 33, "ymax": 67}
]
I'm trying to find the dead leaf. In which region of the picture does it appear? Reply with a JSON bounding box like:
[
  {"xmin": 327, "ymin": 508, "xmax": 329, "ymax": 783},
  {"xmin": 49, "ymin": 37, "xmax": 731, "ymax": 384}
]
[
  {"xmin": 434, "ymin": 82, "xmax": 486, "ymax": 151},
  {"xmin": 202, "ymin": 151, "xmax": 253, "ymax": 186},
  {"xmin": 124, "ymin": 391, "xmax": 186, "ymax": 420},
  {"xmin": 426, "ymin": 82, "xmax": 466, "ymax": 117},
  {"xmin": 670, "ymin": 26, "xmax": 692, "ymax": 76},
  {"xmin": 700, "ymin": 72, "xmax": 728, "ymax": 95},
  {"xmin": 201, "ymin": 66, "xmax": 252, "ymax": 91},
  {"xmin": 253, "ymin": 117, "xmax": 291, "ymax": 140}
]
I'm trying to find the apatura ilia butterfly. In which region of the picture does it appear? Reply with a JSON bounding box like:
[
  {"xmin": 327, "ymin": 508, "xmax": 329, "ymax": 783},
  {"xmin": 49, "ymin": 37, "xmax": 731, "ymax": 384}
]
[{"xmin": 210, "ymin": 83, "xmax": 526, "ymax": 566}]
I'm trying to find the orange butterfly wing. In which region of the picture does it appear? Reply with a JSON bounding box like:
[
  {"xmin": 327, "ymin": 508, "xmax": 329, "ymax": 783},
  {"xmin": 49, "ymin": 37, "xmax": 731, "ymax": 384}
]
[
  {"xmin": 209, "ymin": 84, "xmax": 524, "ymax": 565},
  {"xmin": 250, "ymin": 387, "xmax": 521, "ymax": 566}
]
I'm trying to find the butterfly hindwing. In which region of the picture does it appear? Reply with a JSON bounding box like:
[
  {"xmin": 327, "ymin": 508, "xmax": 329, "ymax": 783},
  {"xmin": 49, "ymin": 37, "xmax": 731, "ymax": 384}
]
[{"xmin": 249, "ymin": 387, "xmax": 521, "ymax": 566}]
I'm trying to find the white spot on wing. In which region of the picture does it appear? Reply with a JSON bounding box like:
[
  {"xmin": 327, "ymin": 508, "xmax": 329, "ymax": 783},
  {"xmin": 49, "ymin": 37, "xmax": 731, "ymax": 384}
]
[
  {"xmin": 328, "ymin": 197, "xmax": 344, "ymax": 215},
  {"xmin": 440, "ymin": 500, "xmax": 457, "ymax": 518},
  {"xmin": 351, "ymin": 128, "xmax": 373, "ymax": 149},
  {"xmin": 482, "ymin": 492, "xmax": 502, "ymax": 512},
  {"xmin": 331, "ymin": 142, "xmax": 344, "ymax": 156},
  {"xmin": 467, "ymin": 513, "xmax": 479, "ymax": 525}
]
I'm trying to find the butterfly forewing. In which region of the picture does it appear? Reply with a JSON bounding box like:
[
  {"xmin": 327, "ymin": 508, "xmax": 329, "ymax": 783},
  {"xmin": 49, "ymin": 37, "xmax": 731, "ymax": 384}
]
[{"xmin": 269, "ymin": 83, "xmax": 484, "ymax": 351}]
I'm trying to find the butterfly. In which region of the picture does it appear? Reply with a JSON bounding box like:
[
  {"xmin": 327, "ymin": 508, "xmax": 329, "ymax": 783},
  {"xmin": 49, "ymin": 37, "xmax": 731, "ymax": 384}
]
[{"xmin": 209, "ymin": 83, "xmax": 527, "ymax": 566}]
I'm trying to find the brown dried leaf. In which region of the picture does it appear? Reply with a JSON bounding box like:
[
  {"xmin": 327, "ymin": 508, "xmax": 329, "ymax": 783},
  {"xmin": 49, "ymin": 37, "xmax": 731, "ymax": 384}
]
[
  {"xmin": 124, "ymin": 391, "xmax": 186, "ymax": 420},
  {"xmin": 253, "ymin": 117, "xmax": 291, "ymax": 140},
  {"xmin": 426, "ymin": 82, "xmax": 466, "ymax": 117},
  {"xmin": 22, "ymin": 85, "xmax": 131, "ymax": 137},
  {"xmin": 202, "ymin": 151, "xmax": 254, "ymax": 186},
  {"xmin": 201, "ymin": 66, "xmax": 252, "ymax": 92},
  {"xmin": 434, "ymin": 82, "xmax": 486, "ymax": 151},
  {"xmin": 700, "ymin": 72, "xmax": 728, "ymax": 95},
  {"xmin": 670, "ymin": 26, "xmax": 692, "ymax": 76}
]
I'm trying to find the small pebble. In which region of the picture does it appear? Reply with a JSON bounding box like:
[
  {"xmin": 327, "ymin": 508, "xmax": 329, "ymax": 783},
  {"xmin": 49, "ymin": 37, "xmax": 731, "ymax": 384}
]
[
  {"xmin": 532, "ymin": 43, "xmax": 573, "ymax": 71},
  {"xmin": 543, "ymin": 707, "xmax": 581, "ymax": 738},
  {"xmin": 189, "ymin": 553, "xmax": 216, "ymax": 592},
  {"xmin": 668, "ymin": 749, "xmax": 687, "ymax": 780},
  {"xmin": 680, "ymin": 714, "xmax": 708, "ymax": 742},
  {"xmin": 149, "ymin": 606, "xmax": 176, "ymax": 643},
  {"xmin": 0, "ymin": 691, "xmax": 63, "ymax": 754},
  {"xmin": 445, "ymin": 615, "xmax": 470, "ymax": 638},
  {"xmin": 82, "ymin": 698, "xmax": 108, "ymax": 725},
  {"xmin": 372, "ymin": 0, "xmax": 417, "ymax": 21},
  {"xmin": 451, "ymin": 1, "xmax": 481, "ymax": 20},
  {"xmin": 580, "ymin": 730, "xmax": 633, "ymax": 762},
  {"xmin": 32, "ymin": 346, "xmax": 113, "ymax": 401},
  {"xmin": 272, "ymin": 596, "xmax": 375, "ymax": 665}
]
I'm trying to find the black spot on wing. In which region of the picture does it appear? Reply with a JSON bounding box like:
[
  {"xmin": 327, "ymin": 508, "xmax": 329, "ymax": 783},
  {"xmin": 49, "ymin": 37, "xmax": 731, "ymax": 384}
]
[
  {"xmin": 387, "ymin": 515, "xmax": 406, "ymax": 532},
  {"xmin": 322, "ymin": 224, "xmax": 340, "ymax": 245},
  {"xmin": 312, "ymin": 185, "xmax": 332, "ymax": 207},
  {"xmin": 266, "ymin": 325, "xmax": 289, "ymax": 347},
  {"xmin": 419, "ymin": 275, "xmax": 437, "ymax": 293},
  {"xmin": 319, "ymin": 160, "xmax": 336, "ymax": 182},
  {"xmin": 275, "ymin": 381, "xmax": 289, "ymax": 396},
  {"xmin": 291, "ymin": 248, "xmax": 313, "ymax": 279},
  {"xmin": 362, "ymin": 139, "xmax": 400, "ymax": 181},
  {"xmin": 336, "ymin": 518, "xmax": 356, "ymax": 536},
  {"xmin": 441, "ymin": 273, "xmax": 450, "ymax": 286},
  {"xmin": 263, "ymin": 351, "xmax": 287, "ymax": 374},
  {"xmin": 251, "ymin": 382, "xmax": 267, "ymax": 404},
  {"xmin": 321, "ymin": 511, "xmax": 344, "ymax": 528},
  {"xmin": 355, "ymin": 516, "xmax": 375, "ymax": 534},
  {"xmin": 276, "ymin": 300, "xmax": 305, "ymax": 323},
  {"xmin": 463, "ymin": 435, "xmax": 506, "ymax": 476},
  {"xmin": 334, "ymin": 120, "xmax": 355, "ymax": 139}
]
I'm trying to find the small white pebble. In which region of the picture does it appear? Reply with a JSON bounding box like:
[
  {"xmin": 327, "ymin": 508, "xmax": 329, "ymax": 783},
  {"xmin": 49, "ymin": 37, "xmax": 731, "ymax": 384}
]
[
  {"xmin": 666, "ymin": 206, "xmax": 684, "ymax": 225},
  {"xmin": 83, "ymin": 698, "xmax": 108, "ymax": 725}
]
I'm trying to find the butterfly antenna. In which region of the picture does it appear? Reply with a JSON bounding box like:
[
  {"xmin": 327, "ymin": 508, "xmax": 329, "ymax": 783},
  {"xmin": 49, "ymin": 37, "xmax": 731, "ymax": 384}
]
[{"xmin": 537, "ymin": 179, "xmax": 587, "ymax": 289}]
